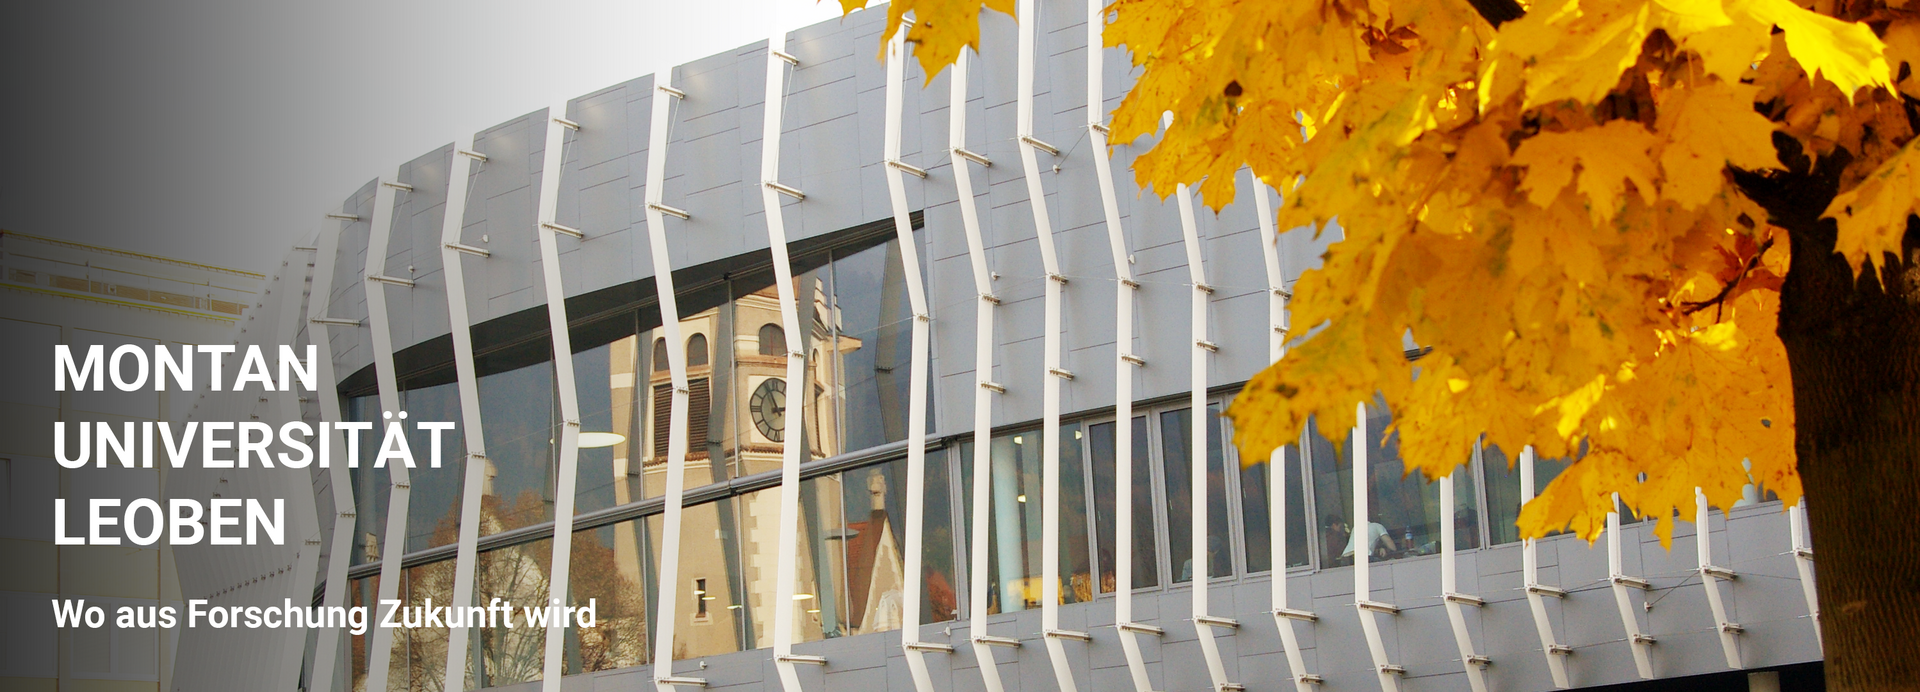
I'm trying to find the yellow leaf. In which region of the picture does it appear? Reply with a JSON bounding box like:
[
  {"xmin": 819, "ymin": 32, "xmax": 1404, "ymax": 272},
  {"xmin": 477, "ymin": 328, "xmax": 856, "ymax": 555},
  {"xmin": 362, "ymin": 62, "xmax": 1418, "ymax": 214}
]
[
  {"xmin": 1737, "ymin": 0, "xmax": 1892, "ymax": 100},
  {"xmin": 1824, "ymin": 140, "xmax": 1920, "ymax": 273},
  {"xmin": 1511, "ymin": 120, "xmax": 1661, "ymax": 221},
  {"xmin": 840, "ymin": 0, "xmax": 1016, "ymax": 81},
  {"xmin": 1656, "ymin": 80, "xmax": 1780, "ymax": 209}
]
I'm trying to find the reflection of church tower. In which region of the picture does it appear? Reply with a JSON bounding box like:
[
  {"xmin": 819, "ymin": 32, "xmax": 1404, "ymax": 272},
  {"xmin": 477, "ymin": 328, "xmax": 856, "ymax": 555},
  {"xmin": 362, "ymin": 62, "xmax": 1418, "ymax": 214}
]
[{"xmin": 845, "ymin": 473, "xmax": 906, "ymax": 635}]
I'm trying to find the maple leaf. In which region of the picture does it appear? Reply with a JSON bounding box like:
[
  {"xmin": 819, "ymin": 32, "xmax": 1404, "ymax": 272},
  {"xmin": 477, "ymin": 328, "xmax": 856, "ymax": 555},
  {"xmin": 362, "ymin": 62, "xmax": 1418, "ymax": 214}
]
[
  {"xmin": 1656, "ymin": 80, "xmax": 1780, "ymax": 209},
  {"xmin": 1825, "ymin": 140, "xmax": 1920, "ymax": 272},
  {"xmin": 838, "ymin": 0, "xmax": 1015, "ymax": 80},
  {"xmin": 1511, "ymin": 120, "xmax": 1661, "ymax": 222}
]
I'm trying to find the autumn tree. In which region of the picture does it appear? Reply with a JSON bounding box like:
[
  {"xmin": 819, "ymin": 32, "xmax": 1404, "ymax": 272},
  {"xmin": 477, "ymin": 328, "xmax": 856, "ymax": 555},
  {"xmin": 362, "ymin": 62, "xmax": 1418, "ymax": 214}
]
[{"xmin": 838, "ymin": 0, "xmax": 1919, "ymax": 686}]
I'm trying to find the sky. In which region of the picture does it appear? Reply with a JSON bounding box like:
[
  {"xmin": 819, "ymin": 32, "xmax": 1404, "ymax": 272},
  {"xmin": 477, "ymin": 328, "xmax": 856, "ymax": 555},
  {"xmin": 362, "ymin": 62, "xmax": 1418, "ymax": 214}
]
[{"xmin": 0, "ymin": 0, "xmax": 853, "ymax": 276}]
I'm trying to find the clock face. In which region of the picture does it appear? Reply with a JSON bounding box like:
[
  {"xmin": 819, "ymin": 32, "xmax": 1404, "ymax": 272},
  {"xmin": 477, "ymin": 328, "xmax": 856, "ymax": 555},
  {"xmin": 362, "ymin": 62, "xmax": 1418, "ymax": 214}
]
[{"xmin": 749, "ymin": 378, "xmax": 787, "ymax": 443}]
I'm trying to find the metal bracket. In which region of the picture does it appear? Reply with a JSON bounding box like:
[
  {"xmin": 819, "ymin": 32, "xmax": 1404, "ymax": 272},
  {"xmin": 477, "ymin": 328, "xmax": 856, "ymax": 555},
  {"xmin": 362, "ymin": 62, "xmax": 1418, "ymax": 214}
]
[
  {"xmin": 1444, "ymin": 593, "xmax": 1485, "ymax": 607},
  {"xmin": 1048, "ymin": 367, "xmax": 1076, "ymax": 380},
  {"xmin": 1467, "ymin": 655, "xmax": 1492, "ymax": 667},
  {"xmin": 1020, "ymin": 135, "xmax": 1060, "ymax": 156},
  {"xmin": 1631, "ymin": 633, "xmax": 1658, "ymax": 645},
  {"xmin": 457, "ymin": 149, "xmax": 489, "ymax": 162},
  {"xmin": 552, "ymin": 116, "xmax": 581, "ymax": 131},
  {"xmin": 648, "ymin": 203, "xmax": 691, "ymax": 220},
  {"xmin": 1044, "ymin": 629, "xmax": 1092, "ymax": 642},
  {"xmin": 1271, "ymin": 287, "xmax": 1294, "ymax": 299},
  {"xmin": 541, "ymin": 222, "xmax": 585, "ymax": 239},
  {"xmin": 1120, "ymin": 353, "xmax": 1147, "ymax": 367},
  {"xmin": 381, "ymin": 181, "xmax": 414, "ymax": 192},
  {"xmin": 1719, "ymin": 622, "xmax": 1746, "ymax": 634},
  {"xmin": 1273, "ymin": 607, "xmax": 1319, "ymax": 622},
  {"xmin": 1048, "ymin": 272, "xmax": 1070, "ymax": 285},
  {"xmin": 1297, "ymin": 674, "xmax": 1325, "ymax": 685},
  {"xmin": 979, "ymin": 293, "xmax": 1002, "ymax": 305},
  {"xmin": 905, "ymin": 641, "xmax": 955, "ymax": 653},
  {"xmin": 1089, "ymin": 122, "xmax": 1111, "ymax": 135},
  {"xmin": 771, "ymin": 49, "xmax": 800, "ymax": 66},
  {"xmin": 955, "ymin": 147, "xmax": 992, "ymax": 167},
  {"xmin": 765, "ymin": 181, "xmax": 806, "ymax": 200},
  {"xmin": 1702, "ymin": 565, "xmax": 1737, "ymax": 581},
  {"xmin": 1196, "ymin": 339, "xmax": 1219, "ymax": 353},
  {"xmin": 1194, "ymin": 282, "xmax": 1215, "ymax": 294},
  {"xmin": 445, "ymin": 242, "xmax": 491, "ymax": 258},
  {"xmin": 1610, "ymin": 575, "xmax": 1652, "ymax": 590},
  {"xmin": 657, "ymin": 84, "xmax": 688, "ymax": 99},
  {"xmin": 1119, "ymin": 277, "xmax": 1141, "ymax": 289},
  {"xmin": 1117, "ymin": 622, "xmax": 1164, "ymax": 636},
  {"xmin": 1547, "ymin": 644, "xmax": 1574, "ymax": 656},
  {"xmin": 325, "ymin": 213, "xmax": 360, "ymax": 222},
  {"xmin": 1357, "ymin": 600, "xmax": 1401, "ymax": 615},
  {"xmin": 367, "ymin": 275, "xmax": 415, "ymax": 288},
  {"xmin": 887, "ymin": 159, "xmax": 928, "ymax": 178},
  {"xmin": 1527, "ymin": 584, "xmax": 1569, "ymax": 598},
  {"xmin": 972, "ymin": 634, "xmax": 1022, "ymax": 648},
  {"xmin": 978, "ymin": 381, "xmax": 1007, "ymax": 394},
  {"xmin": 776, "ymin": 654, "xmax": 827, "ymax": 665},
  {"xmin": 310, "ymin": 317, "xmax": 361, "ymax": 327},
  {"xmin": 1379, "ymin": 664, "xmax": 1408, "ymax": 676},
  {"xmin": 1194, "ymin": 615, "xmax": 1240, "ymax": 629},
  {"xmin": 657, "ymin": 676, "xmax": 708, "ymax": 687}
]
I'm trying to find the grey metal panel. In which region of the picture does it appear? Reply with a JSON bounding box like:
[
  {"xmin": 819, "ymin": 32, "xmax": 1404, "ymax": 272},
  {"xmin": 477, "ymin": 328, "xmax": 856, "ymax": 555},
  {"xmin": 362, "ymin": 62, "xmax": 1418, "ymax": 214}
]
[{"xmin": 329, "ymin": 182, "xmax": 378, "ymax": 381}]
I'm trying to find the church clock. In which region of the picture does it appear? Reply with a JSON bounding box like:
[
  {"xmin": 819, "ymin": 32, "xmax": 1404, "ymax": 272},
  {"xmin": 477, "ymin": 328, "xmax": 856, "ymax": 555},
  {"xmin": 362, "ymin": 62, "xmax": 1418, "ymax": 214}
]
[{"xmin": 750, "ymin": 377, "xmax": 787, "ymax": 443}]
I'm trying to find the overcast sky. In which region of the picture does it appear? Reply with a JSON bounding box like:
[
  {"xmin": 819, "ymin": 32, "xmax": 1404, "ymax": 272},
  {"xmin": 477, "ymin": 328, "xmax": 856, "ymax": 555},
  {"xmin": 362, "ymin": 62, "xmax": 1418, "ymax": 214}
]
[{"xmin": 0, "ymin": 0, "xmax": 852, "ymax": 275}]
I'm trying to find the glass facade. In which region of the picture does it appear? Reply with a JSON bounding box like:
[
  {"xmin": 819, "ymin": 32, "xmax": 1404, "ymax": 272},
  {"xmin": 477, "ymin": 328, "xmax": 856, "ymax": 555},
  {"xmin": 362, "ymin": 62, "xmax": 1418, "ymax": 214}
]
[{"xmin": 325, "ymin": 218, "xmax": 1787, "ymax": 689}]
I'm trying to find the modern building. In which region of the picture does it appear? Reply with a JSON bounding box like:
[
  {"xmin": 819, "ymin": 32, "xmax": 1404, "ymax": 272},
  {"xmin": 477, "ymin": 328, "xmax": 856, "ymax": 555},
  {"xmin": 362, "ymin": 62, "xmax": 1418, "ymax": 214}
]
[
  {"xmin": 173, "ymin": 2, "xmax": 1826, "ymax": 692},
  {"xmin": 0, "ymin": 229, "xmax": 265, "ymax": 692}
]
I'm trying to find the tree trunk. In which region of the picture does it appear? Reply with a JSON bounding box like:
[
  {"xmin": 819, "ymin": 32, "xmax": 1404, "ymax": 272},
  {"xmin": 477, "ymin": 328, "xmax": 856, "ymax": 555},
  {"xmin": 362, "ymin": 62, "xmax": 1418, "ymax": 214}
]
[{"xmin": 1763, "ymin": 156, "xmax": 1920, "ymax": 689}]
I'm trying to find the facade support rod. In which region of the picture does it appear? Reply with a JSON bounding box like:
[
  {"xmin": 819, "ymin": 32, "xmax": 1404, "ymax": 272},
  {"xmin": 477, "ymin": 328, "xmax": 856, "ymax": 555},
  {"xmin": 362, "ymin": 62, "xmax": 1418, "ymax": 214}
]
[
  {"xmin": 1016, "ymin": 2, "xmax": 1085, "ymax": 689},
  {"xmin": 1176, "ymin": 178, "xmax": 1240, "ymax": 692},
  {"xmin": 1087, "ymin": 6, "xmax": 1157, "ymax": 691},
  {"xmin": 883, "ymin": 23, "xmax": 943, "ymax": 692},
  {"xmin": 762, "ymin": 10, "xmax": 815, "ymax": 689},
  {"xmin": 534, "ymin": 100, "xmax": 587, "ymax": 692},
  {"xmin": 304, "ymin": 217, "xmax": 357, "ymax": 692},
  {"xmin": 1253, "ymin": 179, "xmax": 1320, "ymax": 692},
  {"xmin": 1441, "ymin": 469, "xmax": 1490, "ymax": 692},
  {"xmin": 644, "ymin": 63, "xmax": 707, "ymax": 691},
  {"xmin": 272, "ymin": 251, "xmax": 324, "ymax": 692},
  {"xmin": 438, "ymin": 134, "xmax": 493, "ymax": 692},
  {"xmin": 1522, "ymin": 446, "xmax": 1574, "ymax": 688},
  {"xmin": 1695, "ymin": 488, "xmax": 1744, "ymax": 668},
  {"xmin": 362, "ymin": 171, "xmax": 415, "ymax": 692},
  {"xmin": 949, "ymin": 48, "xmax": 1013, "ymax": 692},
  {"xmin": 1607, "ymin": 493, "xmax": 1657, "ymax": 679},
  {"xmin": 1790, "ymin": 499, "xmax": 1821, "ymax": 649},
  {"xmin": 1354, "ymin": 404, "xmax": 1405, "ymax": 692}
]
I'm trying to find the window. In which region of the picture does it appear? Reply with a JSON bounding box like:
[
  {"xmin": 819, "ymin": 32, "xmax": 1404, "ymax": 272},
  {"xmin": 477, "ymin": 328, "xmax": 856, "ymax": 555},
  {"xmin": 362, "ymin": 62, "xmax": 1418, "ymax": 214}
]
[
  {"xmin": 652, "ymin": 338, "xmax": 669, "ymax": 372},
  {"xmin": 1312, "ymin": 403, "xmax": 1463, "ymax": 565},
  {"xmin": 473, "ymin": 537, "xmax": 553, "ymax": 686},
  {"xmin": 475, "ymin": 358, "xmax": 558, "ymax": 536},
  {"xmin": 686, "ymin": 333, "xmax": 709, "ymax": 367},
  {"xmin": 1161, "ymin": 406, "xmax": 1231, "ymax": 582},
  {"xmin": 959, "ymin": 425, "xmax": 1094, "ymax": 613},
  {"xmin": 1090, "ymin": 417, "xmax": 1160, "ymax": 591},
  {"xmin": 1239, "ymin": 441, "xmax": 1311, "ymax": 572},
  {"xmin": 1483, "ymin": 442, "xmax": 1573, "ymax": 544},
  {"xmin": 758, "ymin": 324, "xmax": 786, "ymax": 356}
]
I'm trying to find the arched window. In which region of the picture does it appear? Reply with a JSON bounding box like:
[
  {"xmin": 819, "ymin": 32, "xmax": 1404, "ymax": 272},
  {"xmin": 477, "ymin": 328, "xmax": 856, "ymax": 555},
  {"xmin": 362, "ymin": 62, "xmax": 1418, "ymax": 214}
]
[
  {"xmin": 652, "ymin": 338, "xmax": 669, "ymax": 372},
  {"xmin": 686, "ymin": 333, "xmax": 709, "ymax": 367},
  {"xmin": 758, "ymin": 323, "xmax": 787, "ymax": 356}
]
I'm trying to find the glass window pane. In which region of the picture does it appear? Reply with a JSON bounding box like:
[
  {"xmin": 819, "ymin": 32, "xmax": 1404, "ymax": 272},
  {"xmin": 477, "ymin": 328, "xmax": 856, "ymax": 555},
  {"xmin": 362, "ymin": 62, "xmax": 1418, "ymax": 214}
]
[
  {"xmin": 401, "ymin": 381, "xmax": 466, "ymax": 553},
  {"xmin": 1452, "ymin": 453, "xmax": 1482, "ymax": 550},
  {"xmin": 477, "ymin": 358, "xmax": 557, "ymax": 535},
  {"xmin": 958, "ymin": 425, "xmax": 1090, "ymax": 612},
  {"xmin": 648, "ymin": 501, "xmax": 747, "ymax": 660},
  {"xmin": 829, "ymin": 236, "xmax": 920, "ymax": 452},
  {"xmin": 1308, "ymin": 417, "xmax": 1354, "ymax": 568},
  {"xmin": 1162, "ymin": 406, "xmax": 1232, "ymax": 582},
  {"xmin": 575, "ymin": 327, "xmax": 647, "ymax": 514},
  {"xmin": 349, "ymin": 575, "xmax": 380, "ymax": 691},
  {"xmin": 473, "ymin": 537, "xmax": 552, "ymax": 687},
  {"xmin": 1363, "ymin": 405, "xmax": 1438, "ymax": 559},
  {"xmin": 566, "ymin": 518, "xmax": 651, "ymax": 674},
  {"xmin": 346, "ymin": 396, "xmax": 388, "ymax": 565},
  {"xmin": 399, "ymin": 560, "xmax": 454, "ymax": 690},
  {"xmin": 1481, "ymin": 443, "xmax": 1573, "ymax": 543},
  {"xmin": 919, "ymin": 447, "xmax": 961, "ymax": 623},
  {"xmin": 758, "ymin": 324, "xmax": 786, "ymax": 357},
  {"xmin": 1240, "ymin": 442, "xmax": 1309, "ymax": 572},
  {"xmin": 1090, "ymin": 417, "xmax": 1159, "ymax": 592}
]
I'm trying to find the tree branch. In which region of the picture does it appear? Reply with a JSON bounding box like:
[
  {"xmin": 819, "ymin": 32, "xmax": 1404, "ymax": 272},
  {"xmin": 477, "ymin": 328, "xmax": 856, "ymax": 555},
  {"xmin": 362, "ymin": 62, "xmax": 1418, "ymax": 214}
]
[{"xmin": 1679, "ymin": 235, "xmax": 1775, "ymax": 321}]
